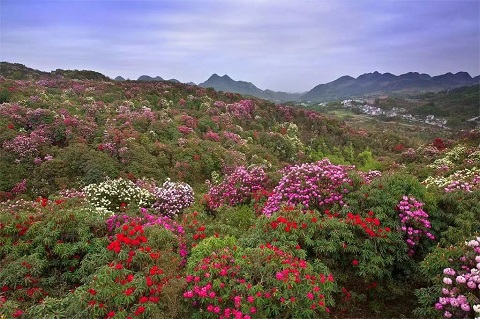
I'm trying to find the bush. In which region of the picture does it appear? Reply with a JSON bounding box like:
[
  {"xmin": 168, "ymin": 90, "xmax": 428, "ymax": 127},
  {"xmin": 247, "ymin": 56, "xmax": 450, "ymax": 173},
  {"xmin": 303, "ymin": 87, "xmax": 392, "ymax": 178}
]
[
  {"xmin": 152, "ymin": 179, "xmax": 194, "ymax": 218},
  {"xmin": 241, "ymin": 206, "xmax": 410, "ymax": 316},
  {"xmin": 42, "ymin": 220, "xmax": 187, "ymax": 319},
  {"xmin": 83, "ymin": 178, "xmax": 155, "ymax": 215},
  {"xmin": 263, "ymin": 159, "xmax": 353, "ymax": 215},
  {"xmin": 206, "ymin": 166, "xmax": 267, "ymax": 211},
  {"xmin": 0, "ymin": 198, "xmax": 109, "ymax": 317},
  {"xmin": 416, "ymin": 235, "xmax": 480, "ymax": 319},
  {"xmin": 184, "ymin": 236, "xmax": 335, "ymax": 319}
]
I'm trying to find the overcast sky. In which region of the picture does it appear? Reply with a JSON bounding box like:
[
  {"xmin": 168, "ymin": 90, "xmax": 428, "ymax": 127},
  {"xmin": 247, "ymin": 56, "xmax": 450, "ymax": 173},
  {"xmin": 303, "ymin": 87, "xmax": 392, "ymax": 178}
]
[{"xmin": 1, "ymin": 0, "xmax": 479, "ymax": 92}]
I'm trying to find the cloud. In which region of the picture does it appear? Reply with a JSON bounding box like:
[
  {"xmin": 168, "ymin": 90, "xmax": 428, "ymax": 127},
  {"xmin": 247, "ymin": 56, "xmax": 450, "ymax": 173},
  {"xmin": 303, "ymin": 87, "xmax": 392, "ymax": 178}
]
[{"xmin": 1, "ymin": 0, "xmax": 478, "ymax": 92}]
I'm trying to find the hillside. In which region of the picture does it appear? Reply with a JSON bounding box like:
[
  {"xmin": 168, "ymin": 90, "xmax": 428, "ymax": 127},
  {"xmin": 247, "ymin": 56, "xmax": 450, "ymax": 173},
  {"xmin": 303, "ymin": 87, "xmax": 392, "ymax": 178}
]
[
  {"xmin": 0, "ymin": 64, "xmax": 479, "ymax": 319},
  {"xmin": 0, "ymin": 69, "xmax": 412, "ymax": 196},
  {"xmin": 0, "ymin": 62, "xmax": 110, "ymax": 81}
]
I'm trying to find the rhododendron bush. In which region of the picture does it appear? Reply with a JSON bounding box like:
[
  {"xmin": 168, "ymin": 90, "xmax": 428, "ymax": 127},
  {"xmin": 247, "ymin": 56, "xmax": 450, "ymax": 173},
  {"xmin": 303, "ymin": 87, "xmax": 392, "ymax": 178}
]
[
  {"xmin": 184, "ymin": 236, "xmax": 335, "ymax": 319},
  {"xmin": 206, "ymin": 166, "xmax": 267, "ymax": 210},
  {"xmin": 263, "ymin": 159, "xmax": 353, "ymax": 215}
]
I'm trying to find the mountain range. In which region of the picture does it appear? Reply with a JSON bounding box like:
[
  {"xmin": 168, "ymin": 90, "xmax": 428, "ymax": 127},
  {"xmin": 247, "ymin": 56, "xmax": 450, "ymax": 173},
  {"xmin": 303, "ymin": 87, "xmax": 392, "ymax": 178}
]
[
  {"xmin": 134, "ymin": 71, "xmax": 480, "ymax": 103},
  {"xmin": 302, "ymin": 71, "xmax": 480, "ymax": 102},
  {"xmin": 1, "ymin": 62, "xmax": 479, "ymax": 103}
]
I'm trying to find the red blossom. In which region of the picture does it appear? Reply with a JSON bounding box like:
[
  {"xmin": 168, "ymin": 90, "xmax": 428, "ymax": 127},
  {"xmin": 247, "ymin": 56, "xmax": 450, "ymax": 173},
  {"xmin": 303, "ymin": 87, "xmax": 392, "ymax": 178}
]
[{"xmin": 134, "ymin": 306, "xmax": 145, "ymax": 315}]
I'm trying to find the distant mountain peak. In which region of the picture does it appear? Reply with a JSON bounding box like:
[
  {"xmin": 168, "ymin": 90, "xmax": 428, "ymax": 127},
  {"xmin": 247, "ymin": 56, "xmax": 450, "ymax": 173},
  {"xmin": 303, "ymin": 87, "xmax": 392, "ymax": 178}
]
[
  {"xmin": 137, "ymin": 75, "xmax": 164, "ymax": 82},
  {"xmin": 199, "ymin": 74, "xmax": 301, "ymax": 102}
]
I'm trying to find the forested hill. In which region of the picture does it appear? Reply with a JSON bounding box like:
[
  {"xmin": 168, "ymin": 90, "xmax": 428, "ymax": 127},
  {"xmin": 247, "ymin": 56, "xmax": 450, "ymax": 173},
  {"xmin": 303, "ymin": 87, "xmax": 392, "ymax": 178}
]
[{"xmin": 0, "ymin": 70, "xmax": 417, "ymax": 196}]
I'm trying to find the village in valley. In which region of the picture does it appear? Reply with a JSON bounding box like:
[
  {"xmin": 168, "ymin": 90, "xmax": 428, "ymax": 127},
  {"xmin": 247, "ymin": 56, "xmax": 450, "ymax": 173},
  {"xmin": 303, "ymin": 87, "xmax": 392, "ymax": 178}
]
[{"xmin": 336, "ymin": 98, "xmax": 449, "ymax": 128}]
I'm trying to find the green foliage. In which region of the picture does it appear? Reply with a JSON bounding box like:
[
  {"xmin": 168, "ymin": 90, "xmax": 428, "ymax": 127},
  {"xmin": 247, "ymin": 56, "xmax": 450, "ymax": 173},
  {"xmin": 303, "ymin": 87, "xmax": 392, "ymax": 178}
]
[
  {"xmin": 205, "ymin": 205, "xmax": 257, "ymax": 239},
  {"xmin": 0, "ymin": 198, "xmax": 109, "ymax": 316}
]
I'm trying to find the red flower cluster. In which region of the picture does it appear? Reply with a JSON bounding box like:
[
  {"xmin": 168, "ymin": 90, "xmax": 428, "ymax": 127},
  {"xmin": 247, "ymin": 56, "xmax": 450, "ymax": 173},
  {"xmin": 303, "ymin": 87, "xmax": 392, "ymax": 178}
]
[
  {"xmin": 345, "ymin": 211, "xmax": 391, "ymax": 238},
  {"xmin": 87, "ymin": 220, "xmax": 176, "ymax": 318},
  {"xmin": 36, "ymin": 197, "xmax": 49, "ymax": 207},
  {"xmin": 270, "ymin": 215, "xmax": 299, "ymax": 232},
  {"xmin": 181, "ymin": 211, "xmax": 207, "ymax": 247},
  {"xmin": 107, "ymin": 222, "xmax": 147, "ymax": 253}
]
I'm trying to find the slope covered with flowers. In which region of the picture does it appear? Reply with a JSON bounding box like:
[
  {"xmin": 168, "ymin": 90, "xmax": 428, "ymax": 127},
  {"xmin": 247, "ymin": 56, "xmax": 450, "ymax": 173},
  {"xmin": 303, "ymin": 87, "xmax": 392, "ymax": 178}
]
[{"xmin": 0, "ymin": 69, "xmax": 479, "ymax": 318}]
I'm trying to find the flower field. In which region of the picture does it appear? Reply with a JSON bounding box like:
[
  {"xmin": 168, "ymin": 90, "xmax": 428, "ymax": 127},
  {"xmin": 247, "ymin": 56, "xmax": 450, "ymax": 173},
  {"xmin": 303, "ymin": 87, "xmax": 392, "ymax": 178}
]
[{"xmin": 0, "ymin": 68, "xmax": 479, "ymax": 318}]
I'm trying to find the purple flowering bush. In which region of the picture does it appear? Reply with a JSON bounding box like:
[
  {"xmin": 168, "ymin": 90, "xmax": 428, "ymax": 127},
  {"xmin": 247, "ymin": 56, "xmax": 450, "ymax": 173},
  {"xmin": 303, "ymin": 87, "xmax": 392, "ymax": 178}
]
[
  {"xmin": 263, "ymin": 159, "xmax": 353, "ymax": 216},
  {"xmin": 152, "ymin": 178, "xmax": 194, "ymax": 218}
]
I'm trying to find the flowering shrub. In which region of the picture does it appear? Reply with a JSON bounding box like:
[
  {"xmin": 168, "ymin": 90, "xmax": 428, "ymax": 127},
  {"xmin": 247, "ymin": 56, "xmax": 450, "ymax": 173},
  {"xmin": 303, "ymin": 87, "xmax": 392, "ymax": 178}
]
[
  {"xmin": 83, "ymin": 178, "xmax": 155, "ymax": 215},
  {"xmin": 226, "ymin": 100, "xmax": 255, "ymax": 119},
  {"xmin": 184, "ymin": 236, "xmax": 335, "ymax": 319},
  {"xmin": 151, "ymin": 179, "xmax": 194, "ymax": 218},
  {"xmin": 242, "ymin": 206, "xmax": 404, "ymax": 316},
  {"xmin": 418, "ymin": 236, "xmax": 480, "ymax": 319},
  {"xmin": 0, "ymin": 198, "xmax": 109, "ymax": 317},
  {"xmin": 223, "ymin": 131, "xmax": 245, "ymax": 144},
  {"xmin": 204, "ymin": 130, "xmax": 221, "ymax": 142},
  {"xmin": 358, "ymin": 170, "xmax": 382, "ymax": 184},
  {"xmin": 206, "ymin": 166, "xmax": 267, "ymax": 210},
  {"xmin": 263, "ymin": 159, "xmax": 353, "ymax": 215},
  {"xmin": 423, "ymin": 167, "xmax": 480, "ymax": 193},
  {"xmin": 397, "ymin": 196, "xmax": 435, "ymax": 256},
  {"xmin": 178, "ymin": 125, "xmax": 195, "ymax": 135},
  {"xmin": 2, "ymin": 132, "xmax": 49, "ymax": 157},
  {"xmin": 55, "ymin": 221, "xmax": 186, "ymax": 319}
]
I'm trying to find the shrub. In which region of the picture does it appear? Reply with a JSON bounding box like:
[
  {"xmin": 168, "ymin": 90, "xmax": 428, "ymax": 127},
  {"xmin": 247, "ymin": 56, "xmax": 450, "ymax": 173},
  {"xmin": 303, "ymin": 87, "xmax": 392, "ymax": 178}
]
[
  {"xmin": 184, "ymin": 236, "xmax": 335, "ymax": 319},
  {"xmin": 83, "ymin": 178, "xmax": 155, "ymax": 215},
  {"xmin": 46, "ymin": 221, "xmax": 186, "ymax": 319},
  {"xmin": 396, "ymin": 196, "xmax": 436, "ymax": 257},
  {"xmin": 416, "ymin": 235, "xmax": 480, "ymax": 319},
  {"xmin": 0, "ymin": 198, "xmax": 109, "ymax": 317},
  {"xmin": 152, "ymin": 178, "xmax": 194, "ymax": 218},
  {"xmin": 263, "ymin": 159, "xmax": 353, "ymax": 216},
  {"xmin": 206, "ymin": 166, "xmax": 267, "ymax": 211}
]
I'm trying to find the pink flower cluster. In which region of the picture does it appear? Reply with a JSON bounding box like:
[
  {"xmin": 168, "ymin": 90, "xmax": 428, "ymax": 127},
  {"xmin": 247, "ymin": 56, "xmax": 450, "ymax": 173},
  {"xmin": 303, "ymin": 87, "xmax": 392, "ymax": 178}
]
[
  {"xmin": 444, "ymin": 180, "xmax": 475, "ymax": 192},
  {"xmin": 203, "ymin": 131, "xmax": 221, "ymax": 142},
  {"xmin": 223, "ymin": 131, "xmax": 243, "ymax": 144},
  {"xmin": 2, "ymin": 132, "xmax": 48, "ymax": 157},
  {"xmin": 396, "ymin": 196, "xmax": 435, "ymax": 256},
  {"xmin": 226, "ymin": 100, "xmax": 255, "ymax": 119},
  {"xmin": 181, "ymin": 114, "xmax": 197, "ymax": 128},
  {"xmin": 358, "ymin": 170, "xmax": 382, "ymax": 184},
  {"xmin": 206, "ymin": 166, "xmax": 267, "ymax": 210},
  {"xmin": 184, "ymin": 243, "xmax": 333, "ymax": 318},
  {"xmin": 262, "ymin": 159, "xmax": 353, "ymax": 216},
  {"xmin": 435, "ymin": 237, "xmax": 480, "ymax": 318},
  {"xmin": 11, "ymin": 179, "xmax": 27, "ymax": 195},
  {"xmin": 178, "ymin": 125, "xmax": 194, "ymax": 135}
]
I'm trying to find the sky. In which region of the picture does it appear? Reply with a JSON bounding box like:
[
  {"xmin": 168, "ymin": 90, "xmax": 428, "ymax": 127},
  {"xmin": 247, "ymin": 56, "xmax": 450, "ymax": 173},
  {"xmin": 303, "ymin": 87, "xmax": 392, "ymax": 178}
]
[{"xmin": 1, "ymin": 0, "xmax": 479, "ymax": 92}]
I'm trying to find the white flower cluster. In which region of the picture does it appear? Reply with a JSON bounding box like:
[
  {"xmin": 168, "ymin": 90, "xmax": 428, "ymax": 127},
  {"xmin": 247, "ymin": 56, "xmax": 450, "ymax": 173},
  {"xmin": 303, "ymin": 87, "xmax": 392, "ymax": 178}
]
[
  {"xmin": 428, "ymin": 145, "xmax": 480, "ymax": 170},
  {"xmin": 445, "ymin": 145, "xmax": 467, "ymax": 161},
  {"xmin": 423, "ymin": 167, "xmax": 480, "ymax": 192},
  {"xmin": 473, "ymin": 304, "xmax": 480, "ymax": 318},
  {"xmin": 428, "ymin": 157, "xmax": 455, "ymax": 170},
  {"xmin": 83, "ymin": 178, "xmax": 155, "ymax": 215},
  {"xmin": 152, "ymin": 178, "xmax": 194, "ymax": 218}
]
